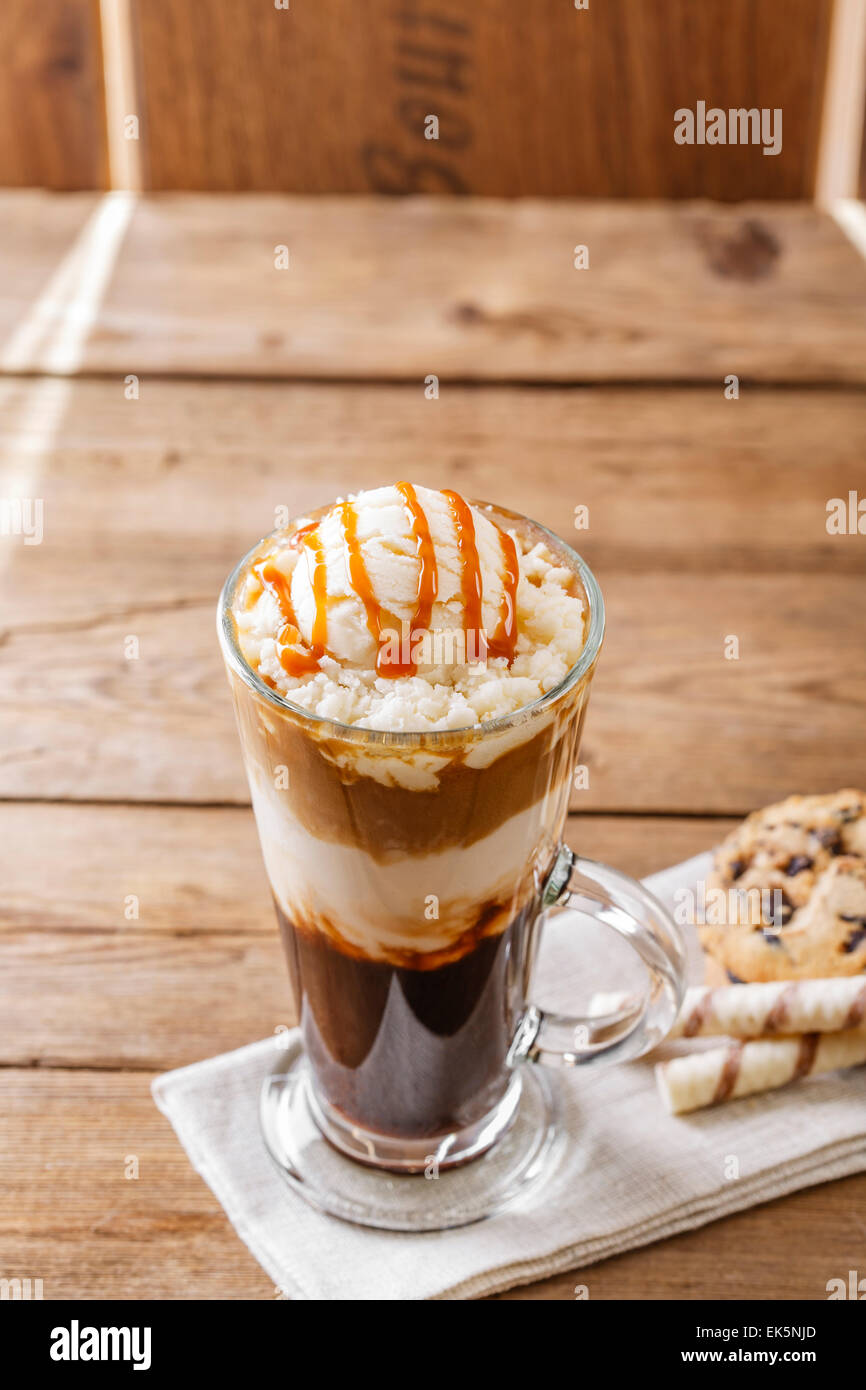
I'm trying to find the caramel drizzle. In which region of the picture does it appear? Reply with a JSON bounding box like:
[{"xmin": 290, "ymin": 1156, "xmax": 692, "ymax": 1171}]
[
  {"xmin": 487, "ymin": 526, "xmax": 519, "ymax": 664},
  {"xmin": 304, "ymin": 528, "xmax": 329, "ymax": 652},
  {"xmin": 289, "ymin": 520, "xmax": 318, "ymax": 550},
  {"xmin": 339, "ymin": 499, "xmax": 387, "ymax": 665},
  {"xmin": 253, "ymin": 556, "xmax": 322, "ymax": 677},
  {"xmin": 253, "ymin": 490, "xmax": 518, "ymax": 682},
  {"xmin": 391, "ymin": 481, "xmax": 438, "ymax": 677},
  {"xmin": 442, "ymin": 488, "xmax": 486, "ymax": 661},
  {"xmin": 253, "ymin": 559, "xmax": 294, "ymax": 620}
]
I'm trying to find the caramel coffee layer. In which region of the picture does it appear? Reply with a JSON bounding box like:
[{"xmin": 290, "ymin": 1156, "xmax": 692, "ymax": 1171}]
[{"xmin": 231, "ymin": 671, "xmax": 590, "ymax": 861}]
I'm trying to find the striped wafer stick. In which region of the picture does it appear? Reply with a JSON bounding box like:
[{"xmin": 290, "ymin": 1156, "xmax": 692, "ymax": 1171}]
[
  {"xmin": 655, "ymin": 1029, "xmax": 866, "ymax": 1114},
  {"xmin": 591, "ymin": 978, "xmax": 866, "ymax": 1041}
]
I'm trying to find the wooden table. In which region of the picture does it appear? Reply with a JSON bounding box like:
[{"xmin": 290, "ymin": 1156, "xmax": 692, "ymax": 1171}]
[{"xmin": 2, "ymin": 192, "xmax": 865, "ymax": 1300}]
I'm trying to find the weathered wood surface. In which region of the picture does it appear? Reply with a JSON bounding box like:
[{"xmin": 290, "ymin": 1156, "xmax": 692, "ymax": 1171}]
[
  {"xmin": 132, "ymin": 0, "xmax": 831, "ymax": 200},
  {"xmin": 1, "ymin": 379, "xmax": 863, "ymax": 812},
  {"xmin": 0, "ymin": 3, "xmax": 106, "ymax": 190},
  {"xmin": 1, "ymin": 192, "xmax": 865, "ymax": 1301},
  {"xmin": 2, "ymin": 195, "xmax": 866, "ymax": 381},
  {"xmin": 2, "ymin": 1068, "xmax": 862, "ymax": 1301},
  {"xmin": 0, "ymin": 805, "xmax": 732, "ymax": 937}
]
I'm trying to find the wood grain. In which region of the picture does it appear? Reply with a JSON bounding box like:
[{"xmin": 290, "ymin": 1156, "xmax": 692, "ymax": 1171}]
[
  {"xmin": 0, "ymin": 932, "xmax": 289, "ymax": 1070},
  {"xmin": 132, "ymin": 0, "xmax": 831, "ymax": 199},
  {"xmin": 495, "ymin": 1173, "xmax": 866, "ymax": 1300},
  {"xmin": 3, "ymin": 194, "xmax": 866, "ymax": 382},
  {"xmin": 1, "ymin": 1068, "xmax": 862, "ymax": 1300},
  {"xmin": 1, "ymin": 378, "xmax": 863, "ymax": 811},
  {"xmin": 0, "ymin": 1068, "xmax": 276, "ymax": 1301},
  {"xmin": 0, "ymin": 805, "xmax": 733, "ymax": 938},
  {"xmin": 0, "ymin": 2, "xmax": 106, "ymax": 190},
  {"xmin": 0, "ymin": 194, "xmax": 99, "ymax": 355},
  {"xmin": 3, "ymin": 378, "xmax": 864, "ymax": 627},
  {"xmin": 3, "ymin": 570, "xmax": 864, "ymax": 813},
  {"xmin": 1, "ymin": 188, "xmax": 863, "ymax": 1304}
]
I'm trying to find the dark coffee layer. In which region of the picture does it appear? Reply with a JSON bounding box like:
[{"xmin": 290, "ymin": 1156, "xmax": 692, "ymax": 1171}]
[{"xmin": 277, "ymin": 899, "xmax": 537, "ymax": 1140}]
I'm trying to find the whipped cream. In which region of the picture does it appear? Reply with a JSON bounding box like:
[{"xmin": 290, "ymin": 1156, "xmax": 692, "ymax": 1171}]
[{"xmin": 233, "ymin": 484, "xmax": 587, "ymax": 731}]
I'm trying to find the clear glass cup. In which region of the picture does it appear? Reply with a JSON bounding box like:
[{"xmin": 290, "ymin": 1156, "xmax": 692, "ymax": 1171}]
[{"xmin": 218, "ymin": 502, "xmax": 686, "ymax": 1200}]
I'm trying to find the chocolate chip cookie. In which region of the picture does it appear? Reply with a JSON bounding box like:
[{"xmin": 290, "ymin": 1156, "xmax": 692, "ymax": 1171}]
[{"xmin": 699, "ymin": 790, "xmax": 866, "ymax": 982}]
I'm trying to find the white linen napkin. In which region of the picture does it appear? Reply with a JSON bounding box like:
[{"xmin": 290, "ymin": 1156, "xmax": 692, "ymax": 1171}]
[{"xmin": 152, "ymin": 853, "xmax": 866, "ymax": 1300}]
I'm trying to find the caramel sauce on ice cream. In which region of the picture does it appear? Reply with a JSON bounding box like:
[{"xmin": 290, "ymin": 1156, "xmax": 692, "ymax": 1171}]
[{"xmin": 233, "ymin": 483, "xmax": 585, "ymax": 727}]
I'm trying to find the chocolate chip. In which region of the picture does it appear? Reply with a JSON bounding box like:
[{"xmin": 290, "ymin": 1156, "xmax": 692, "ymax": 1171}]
[
  {"xmin": 762, "ymin": 892, "xmax": 794, "ymax": 927},
  {"xmin": 812, "ymin": 826, "xmax": 842, "ymax": 853},
  {"xmin": 785, "ymin": 855, "xmax": 813, "ymax": 876},
  {"xmin": 728, "ymin": 857, "xmax": 746, "ymax": 880},
  {"xmin": 838, "ymin": 914, "xmax": 866, "ymax": 953}
]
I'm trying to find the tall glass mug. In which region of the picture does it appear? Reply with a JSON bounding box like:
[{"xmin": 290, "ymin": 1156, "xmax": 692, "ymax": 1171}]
[{"xmin": 218, "ymin": 502, "xmax": 686, "ymax": 1230}]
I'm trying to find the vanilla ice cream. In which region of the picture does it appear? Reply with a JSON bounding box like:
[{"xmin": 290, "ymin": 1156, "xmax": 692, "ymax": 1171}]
[
  {"xmin": 291, "ymin": 483, "xmax": 515, "ymax": 669},
  {"xmin": 233, "ymin": 483, "xmax": 588, "ymax": 731}
]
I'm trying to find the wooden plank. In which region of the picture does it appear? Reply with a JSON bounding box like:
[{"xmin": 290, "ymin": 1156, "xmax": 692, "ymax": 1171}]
[
  {"xmin": 1, "ymin": 1067, "xmax": 862, "ymax": 1299},
  {"xmin": 2, "ymin": 195, "xmax": 866, "ymax": 382},
  {"xmin": 0, "ymin": 194, "xmax": 99, "ymax": 354},
  {"xmin": 0, "ymin": 804, "xmax": 272, "ymax": 936},
  {"xmin": 2, "ymin": 806, "xmax": 732, "ymax": 938},
  {"xmin": 0, "ymin": 933, "xmax": 289, "ymax": 1070},
  {"xmin": 3, "ymin": 571, "xmax": 865, "ymax": 813},
  {"xmin": 0, "ymin": 809, "xmax": 732, "ymax": 1069},
  {"xmin": 495, "ymin": 1174, "xmax": 866, "ymax": 1300},
  {"xmin": 0, "ymin": 1069, "xmax": 275, "ymax": 1300},
  {"xmin": 1, "ymin": 379, "xmax": 863, "ymax": 812},
  {"xmin": 0, "ymin": 2, "xmax": 106, "ymax": 190},
  {"xmin": 814, "ymin": 0, "xmax": 866, "ymax": 205},
  {"xmin": 132, "ymin": 0, "xmax": 831, "ymax": 199},
  {"xmin": 3, "ymin": 378, "xmax": 864, "ymax": 624}
]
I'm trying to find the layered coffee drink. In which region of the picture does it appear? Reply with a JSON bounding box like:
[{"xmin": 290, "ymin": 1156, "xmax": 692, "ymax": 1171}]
[{"xmin": 221, "ymin": 484, "xmax": 595, "ymax": 1168}]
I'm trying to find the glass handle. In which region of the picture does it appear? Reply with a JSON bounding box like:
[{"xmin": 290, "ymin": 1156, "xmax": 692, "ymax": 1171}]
[{"xmin": 508, "ymin": 845, "xmax": 687, "ymax": 1070}]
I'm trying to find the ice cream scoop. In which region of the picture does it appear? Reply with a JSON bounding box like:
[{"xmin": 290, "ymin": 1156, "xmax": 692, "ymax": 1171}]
[{"xmin": 289, "ymin": 482, "xmax": 519, "ymax": 674}]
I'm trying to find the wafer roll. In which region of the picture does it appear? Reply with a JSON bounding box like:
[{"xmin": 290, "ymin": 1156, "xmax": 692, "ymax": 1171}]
[
  {"xmin": 655, "ymin": 1029, "xmax": 866, "ymax": 1114},
  {"xmin": 591, "ymin": 978, "xmax": 866, "ymax": 1041}
]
